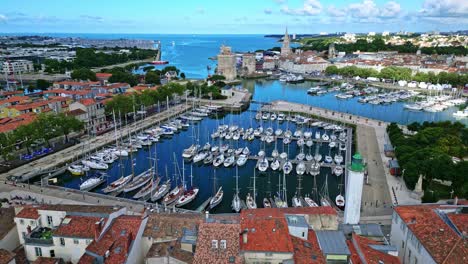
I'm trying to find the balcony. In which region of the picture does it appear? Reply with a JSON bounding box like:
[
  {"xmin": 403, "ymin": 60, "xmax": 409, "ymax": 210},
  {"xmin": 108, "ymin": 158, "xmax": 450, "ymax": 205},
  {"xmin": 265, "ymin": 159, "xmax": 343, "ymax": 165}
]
[{"xmin": 24, "ymin": 227, "xmax": 54, "ymax": 246}]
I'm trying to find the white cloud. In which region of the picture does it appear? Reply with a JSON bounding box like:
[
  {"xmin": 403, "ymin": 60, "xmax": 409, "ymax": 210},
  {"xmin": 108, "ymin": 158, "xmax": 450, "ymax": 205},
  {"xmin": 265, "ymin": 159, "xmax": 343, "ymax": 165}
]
[
  {"xmin": 264, "ymin": 8, "xmax": 273, "ymax": 15},
  {"xmin": 327, "ymin": 5, "xmax": 346, "ymax": 17},
  {"xmin": 280, "ymin": 0, "xmax": 322, "ymax": 16},
  {"xmin": 80, "ymin": 15, "xmax": 104, "ymax": 22},
  {"xmin": 380, "ymin": 1, "xmax": 401, "ymax": 18},
  {"xmin": 348, "ymin": 0, "xmax": 379, "ymax": 18},
  {"xmin": 420, "ymin": 0, "xmax": 468, "ymax": 17},
  {"xmin": 0, "ymin": 14, "xmax": 7, "ymax": 23}
]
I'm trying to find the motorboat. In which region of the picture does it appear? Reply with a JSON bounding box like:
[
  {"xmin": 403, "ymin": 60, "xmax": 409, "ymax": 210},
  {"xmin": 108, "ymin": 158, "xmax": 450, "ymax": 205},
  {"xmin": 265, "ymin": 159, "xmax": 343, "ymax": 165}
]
[
  {"xmin": 68, "ymin": 164, "xmax": 89, "ymax": 176},
  {"xmin": 210, "ymin": 187, "xmax": 223, "ymax": 209},
  {"xmin": 263, "ymin": 197, "xmax": 272, "ymax": 208},
  {"xmin": 324, "ymin": 155, "xmax": 333, "ymax": 163},
  {"xmin": 270, "ymin": 113, "xmax": 277, "ymax": 120},
  {"xmin": 314, "ymin": 153, "xmax": 322, "ymax": 162},
  {"xmin": 246, "ymin": 193, "xmax": 257, "ymax": 209},
  {"xmin": 275, "ymin": 129, "xmax": 283, "ymax": 136},
  {"xmin": 310, "ymin": 162, "xmax": 320, "ymax": 176},
  {"xmin": 82, "ymin": 159, "xmax": 108, "ymax": 170},
  {"xmin": 258, "ymin": 150, "xmax": 265, "ymax": 157},
  {"xmin": 305, "ymin": 154, "xmax": 313, "ymax": 161},
  {"xmin": 272, "ymin": 149, "xmax": 279, "ymax": 158},
  {"xmin": 277, "ymin": 113, "xmax": 285, "ymax": 122},
  {"xmin": 274, "ymin": 195, "xmax": 288, "ymax": 208},
  {"xmin": 297, "ymin": 137, "xmax": 305, "ymax": 147},
  {"xmin": 339, "ymin": 143, "xmax": 346, "ymax": 151},
  {"xmin": 203, "ymin": 152, "xmax": 214, "ymax": 164},
  {"xmin": 220, "ymin": 144, "xmax": 229, "ymax": 153},
  {"xmin": 283, "ymin": 137, "xmax": 291, "ymax": 144},
  {"xmin": 283, "ymin": 161, "xmax": 293, "ymax": 174},
  {"xmin": 306, "ymin": 139, "xmax": 313, "ymax": 147},
  {"xmin": 235, "ymin": 148, "xmax": 244, "ymax": 156},
  {"xmin": 151, "ymin": 179, "xmax": 171, "ymax": 202},
  {"xmin": 279, "ymin": 152, "xmax": 288, "ymax": 160},
  {"xmin": 329, "ymin": 141, "xmax": 336, "ymax": 148},
  {"xmin": 242, "ymin": 147, "xmax": 250, "ymax": 156},
  {"xmin": 79, "ymin": 174, "xmax": 106, "ymax": 191},
  {"xmin": 293, "ymin": 129, "xmax": 303, "ymax": 138},
  {"xmin": 261, "ymin": 112, "xmax": 270, "ymax": 120},
  {"xmin": 296, "ymin": 162, "xmax": 306, "ymax": 175},
  {"xmin": 296, "ymin": 152, "xmax": 305, "ymax": 161},
  {"xmin": 176, "ymin": 187, "xmax": 200, "ymax": 207},
  {"xmin": 322, "ymin": 133, "xmax": 329, "ymax": 141},
  {"xmin": 315, "ymin": 131, "xmax": 321, "ymax": 140}
]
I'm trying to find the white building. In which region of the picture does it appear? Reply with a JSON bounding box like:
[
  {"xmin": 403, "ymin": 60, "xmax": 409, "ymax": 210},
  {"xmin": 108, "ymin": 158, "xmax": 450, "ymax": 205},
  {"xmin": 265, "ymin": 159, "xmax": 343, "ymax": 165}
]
[
  {"xmin": 382, "ymin": 31, "xmax": 390, "ymax": 37},
  {"xmin": 13, "ymin": 204, "xmax": 146, "ymax": 263},
  {"xmin": 368, "ymin": 32, "xmax": 376, "ymax": 37},
  {"xmin": 2, "ymin": 60, "xmax": 34, "ymax": 74},
  {"xmin": 390, "ymin": 204, "xmax": 467, "ymax": 264},
  {"xmin": 343, "ymin": 153, "xmax": 366, "ymax": 224}
]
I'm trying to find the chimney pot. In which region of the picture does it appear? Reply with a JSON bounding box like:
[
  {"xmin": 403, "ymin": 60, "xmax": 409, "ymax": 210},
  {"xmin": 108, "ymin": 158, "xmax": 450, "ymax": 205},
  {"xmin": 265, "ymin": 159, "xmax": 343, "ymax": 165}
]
[{"xmin": 242, "ymin": 231, "xmax": 248, "ymax": 244}]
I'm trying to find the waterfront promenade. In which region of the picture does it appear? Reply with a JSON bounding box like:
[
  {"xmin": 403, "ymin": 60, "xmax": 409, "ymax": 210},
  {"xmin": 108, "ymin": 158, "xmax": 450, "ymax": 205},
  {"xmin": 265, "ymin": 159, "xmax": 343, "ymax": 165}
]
[
  {"xmin": 0, "ymin": 103, "xmax": 192, "ymax": 181},
  {"xmin": 264, "ymin": 100, "xmax": 420, "ymax": 217}
]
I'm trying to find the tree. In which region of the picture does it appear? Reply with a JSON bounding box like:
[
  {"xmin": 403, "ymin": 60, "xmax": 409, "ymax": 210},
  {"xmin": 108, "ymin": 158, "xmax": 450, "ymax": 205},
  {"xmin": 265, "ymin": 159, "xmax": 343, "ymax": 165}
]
[
  {"xmin": 145, "ymin": 71, "xmax": 161, "ymax": 85},
  {"xmin": 325, "ymin": 66, "xmax": 339, "ymax": 75},
  {"xmin": 208, "ymin": 75, "xmax": 226, "ymax": 81},
  {"xmin": 71, "ymin": 68, "xmax": 97, "ymax": 81},
  {"xmin": 108, "ymin": 71, "xmax": 138, "ymax": 86},
  {"xmin": 36, "ymin": 79, "xmax": 51, "ymax": 90},
  {"xmin": 180, "ymin": 72, "xmax": 186, "ymax": 79}
]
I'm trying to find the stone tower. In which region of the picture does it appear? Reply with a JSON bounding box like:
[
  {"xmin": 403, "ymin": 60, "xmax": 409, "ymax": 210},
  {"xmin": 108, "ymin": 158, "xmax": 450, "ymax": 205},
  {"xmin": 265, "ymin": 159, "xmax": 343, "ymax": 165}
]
[
  {"xmin": 281, "ymin": 28, "xmax": 292, "ymax": 57},
  {"xmin": 328, "ymin": 43, "xmax": 336, "ymax": 59},
  {"xmin": 344, "ymin": 153, "xmax": 366, "ymax": 225},
  {"xmin": 242, "ymin": 53, "xmax": 256, "ymax": 76},
  {"xmin": 216, "ymin": 45, "xmax": 237, "ymax": 81}
]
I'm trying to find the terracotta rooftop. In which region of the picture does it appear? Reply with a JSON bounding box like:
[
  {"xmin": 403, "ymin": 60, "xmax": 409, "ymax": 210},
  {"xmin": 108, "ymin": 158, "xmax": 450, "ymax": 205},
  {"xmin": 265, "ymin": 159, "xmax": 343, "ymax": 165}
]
[
  {"xmin": 67, "ymin": 108, "xmax": 87, "ymax": 116},
  {"xmin": 96, "ymin": 73, "xmax": 112, "ymax": 78},
  {"xmin": 0, "ymin": 208, "xmax": 16, "ymax": 240},
  {"xmin": 394, "ymin": 205, "xmax": 468, "ymax": 263},
  {"xmin": 10, "ymin": 100, "xmax": 51, "ymax": 111},
  {"xmin": 53, "ymin": 216, "xmax": 104, "ymax": 239},
  {"xmin": 143, "ymin": 213, "xmax": 203, "ymax": 238},
  {"xmin": 240, "ymin": 209, "xmax": 294, "ymax": 253},
  {"xmin": 448, "ymin": 213, "xmax": 468, "ymax": 235},
  {"xmin": 146, "ymin": 241, "xmax": 194, "ymax": 263},
  {"xmin": 0, "ymin": 249, "xmax": 15, "ymax": 264},
  {"xmin": 15, "ymin": 207, "xmax": 40, "ymax": 219},
  {"xmin": 351, "ymin": 233, "xmax": 400, "ymax": 264},
  {"xmin": 291, "ymin": 230, "xmax": 326, "ymax": 264},
  {"xmin": 84, "ymin": 215, "xmax": 142, "ymax": 264},
  {"xmin": 193, "ymin": 222, "xmax": 242, "ymax": 264},
  {"xmin": 79, "ymin": 98, "xmax": 96, "ymax": 106},
  {"xmin": 0, "ymin": 95, "xmax": 30, "ymax": 105},
  {"xmin": 32, "ymin": 257, "xmax": 61, "ymax": 264},
  {"xmin": 38, "ymin": 204, "xmax": 121, "ymax": 215},
  {"xmin": 0, "ymin": 113, "xmax": 37, "ymax": 133}
]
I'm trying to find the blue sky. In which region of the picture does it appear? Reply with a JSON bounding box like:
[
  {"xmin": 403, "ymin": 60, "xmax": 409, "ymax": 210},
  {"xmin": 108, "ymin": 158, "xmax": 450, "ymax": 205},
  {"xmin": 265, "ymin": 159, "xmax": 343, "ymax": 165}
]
[{"xmin": 0, "ymin": 0, "xmax": 466, "ymax": 34}]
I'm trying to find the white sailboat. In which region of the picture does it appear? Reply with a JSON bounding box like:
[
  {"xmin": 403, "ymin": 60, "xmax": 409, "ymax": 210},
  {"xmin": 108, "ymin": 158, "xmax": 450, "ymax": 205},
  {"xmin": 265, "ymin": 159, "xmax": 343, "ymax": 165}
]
[{"xmin": 232, "ymin": 166, "xmax": 241, "ymax": 213}]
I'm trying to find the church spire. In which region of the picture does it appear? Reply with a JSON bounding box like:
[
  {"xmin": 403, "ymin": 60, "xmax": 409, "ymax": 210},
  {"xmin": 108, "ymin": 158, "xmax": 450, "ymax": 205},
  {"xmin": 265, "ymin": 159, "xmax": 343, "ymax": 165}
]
[{"xmin": 281, "ymin": 27, "xmax": 291, "ymax": 56}]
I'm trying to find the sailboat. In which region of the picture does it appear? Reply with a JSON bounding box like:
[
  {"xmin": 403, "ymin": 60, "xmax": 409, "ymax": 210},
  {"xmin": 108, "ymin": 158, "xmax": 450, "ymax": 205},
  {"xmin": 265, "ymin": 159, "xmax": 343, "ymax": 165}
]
[
  {"xmin": 296, "ymin": 161, "xmax": 306, "ymax": 175},
  {"xmin": 292, "ymin": 193, "xmax": 303, "ymax": 207},
  {"xmin": 79, "ymin": 172, "xmax": 106, "ymax": 191},
  {"xmin": 246, "ymin": 169, "xmax": 257, "ymax": 209},
  {"xmin": 151, "ymin": 166, "xmax": 171, "ymax": 202},
  {"xmin": 162, "ymin": 154, "xmax": 184, "ymax": 206},
  {"xmin": 283, "ymin": 160, "xmax": 293, "ymax": 175},
  {"xmin": 176, "ymin": 163, "xmax": 199, "ymax": 207},
  {"xmin": 232, "ymin": 166, "xmax": 241, "ymax": 213},
  {"xmin": 210, "ymin": 170, "xmax": 223, "ymax": 209},
  {"xmin": 123, "ymin": 169, "xmax": 152, "ymax": 193},
  {"xmin": 304, "ymin": 194, "xmax": 319, "ymax": 207},
  {"xmin": 335, "ymin": 194, "xmax": 345, "ymax": 210},
  {"xmin": 320, "ymin": 174, "xmax": 332, "ymax": 207}
]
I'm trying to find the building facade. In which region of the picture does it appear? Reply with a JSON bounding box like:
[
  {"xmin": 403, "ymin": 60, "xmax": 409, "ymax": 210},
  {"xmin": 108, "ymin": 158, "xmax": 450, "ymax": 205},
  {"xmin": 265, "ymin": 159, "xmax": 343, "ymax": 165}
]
[
  {"xmin": 216, "ymin": 45, "xmax": 237, "ymax": 81},
  {"xmin": 2, "ymin": 60, "xmax": 34, "ymax": 74}
]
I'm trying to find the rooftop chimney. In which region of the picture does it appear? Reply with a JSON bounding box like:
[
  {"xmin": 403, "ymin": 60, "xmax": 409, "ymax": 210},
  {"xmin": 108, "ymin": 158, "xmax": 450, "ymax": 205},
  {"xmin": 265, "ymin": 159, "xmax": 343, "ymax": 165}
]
[
  {"xmin": 454, "ymin": 196, "xmax": 458, "ymax": 205},
  {"xmin": 205, "ymin": 211, "xmax": 209, "ymax": 221},
  {"xmin": 242, "ymin": 228, "xmax": 249, "ymax": 244},
  {"xmin": 94, "ymin": 220, "xmax": 102, "ymax": 241}
]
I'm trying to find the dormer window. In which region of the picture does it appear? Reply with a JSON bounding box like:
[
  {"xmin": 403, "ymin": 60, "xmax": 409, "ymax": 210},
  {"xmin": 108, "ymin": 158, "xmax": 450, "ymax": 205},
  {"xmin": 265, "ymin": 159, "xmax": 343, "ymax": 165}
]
[
  {"xmin": 211, "ymin": 240, "xmax": 218, "ymax": 249},
  {"xmin": 220, "ymin": 240, "xmax": 227, "ymax": 249}
]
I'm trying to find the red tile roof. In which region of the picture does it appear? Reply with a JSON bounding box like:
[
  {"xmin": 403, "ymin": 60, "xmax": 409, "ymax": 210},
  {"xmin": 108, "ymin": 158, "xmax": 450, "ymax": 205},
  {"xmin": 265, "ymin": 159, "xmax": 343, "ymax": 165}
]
[
  {"xmin": 0, "ymin": 113, "xmax": 37, "ymax": 133},
  {"xmin": 0, "ymin": 96, "xmax": 30, "ymax": 105},
  {"xmin": 394, "ymin": 205, "xmax": 467, "ymax": 263},
  {"xmin": 240, "ymin": 209, "xmax": 294, "ymax": 253},
  {"xmin": 351, "ymin": 233, "xmax": 400, "ymax": 264},
  {"xmin": 448, "ymin": 213, "xmax": 468, "ymax": 235},
  {"xmin": 0, "ymin": 249, "xmax": 15, "ymax": 264},
  {"xmin": 15, "ymin": 207, "xmax": 40, "ymax": 219},
  {"xmin": 10, "ymin": 100, "xmax": 51, "ymax": 111},
  {"xmin": 96, "ymin": 73, "xmax": 112, "ymax": 78},
  {"xmin": 83, "ymin": 215, "xmax": 142, "ymax": 264},
  {"xmin": 79, "ymin": 98, "xmax": 96, "ymax": 106},
  {"xmin": 193, "ymin": 222, "xmax": 242, "ymax": 264},
  {"xmin": 32, "ymin": 257, "xmax": 60, "ymax": 264},
  {"xmin": 53, "ymin": 216, "xmax": 104, "ymax": 239},
  {"xmin": 291, "ymin": 230, "xmax": 326, "ymax": 264},
  {"xmin": 67, "ymin": 109, "xmax": 87, "ymax": 116}
]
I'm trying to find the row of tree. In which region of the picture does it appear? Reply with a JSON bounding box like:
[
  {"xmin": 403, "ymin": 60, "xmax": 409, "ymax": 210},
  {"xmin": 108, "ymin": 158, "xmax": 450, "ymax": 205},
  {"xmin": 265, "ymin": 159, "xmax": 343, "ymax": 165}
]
[
  {"xmin": 0, "ymin": 113, "xmax": 83, "ymax": 161},
  {"xmin": 104, "ymin": 82, "xmax": 186, "ymax": 115},
  {"xmin": 387, "ymin": 122, "xmax": 468, "ymax": 201},
  {"xmin": 44, "ymin": 48, "xmax": 157, "ymax": 73},
  {"xmin": 301, "ymin": 38, "xmax": 467, "ymax": 55},
  {"xmin": 325, "ymin": 65, "xmax": 468, "ymax": 86}
]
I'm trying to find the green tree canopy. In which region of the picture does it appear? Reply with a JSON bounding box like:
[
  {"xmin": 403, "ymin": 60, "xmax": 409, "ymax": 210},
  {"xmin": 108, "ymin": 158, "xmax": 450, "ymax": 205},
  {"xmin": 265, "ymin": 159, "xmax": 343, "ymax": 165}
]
[{"xmin": 71, "ymin": 68, "xmax": 97, "ymax": 81}]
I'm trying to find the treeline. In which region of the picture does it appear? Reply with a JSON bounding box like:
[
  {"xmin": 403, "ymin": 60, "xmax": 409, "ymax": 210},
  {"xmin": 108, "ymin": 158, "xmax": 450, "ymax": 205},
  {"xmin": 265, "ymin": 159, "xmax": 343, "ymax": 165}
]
[
  {"xmin": 387, "ymin": 122, "xmax": 468, "ymax": 201},
  {"xmin": 302, "ymin": 38, "xmax": 467, "ymax": 55},
  {"xmin": 44, "ymin": 48, "xmax": 156, "ymax": 73},
  {"xmin": 104, "ymin": 82, "xmax": 186, "ymax": 115},
  {"xmin": 187, "ymin": 75, "xmax": 228, "ymax": 100},
  {"xmin": 325, "ymin": 65, "xmax": 468, "ymax": 86},
  {"xmin": 0, "ymin": 113, "xmax": 83, "ymax": 160}
]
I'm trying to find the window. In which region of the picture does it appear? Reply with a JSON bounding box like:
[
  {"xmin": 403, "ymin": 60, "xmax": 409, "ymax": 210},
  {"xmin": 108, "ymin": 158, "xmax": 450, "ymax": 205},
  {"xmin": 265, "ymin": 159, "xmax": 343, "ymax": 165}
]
[
  {"xmin": 35, "ymin": 247, "xmax": 42, "ymax": 257},
  {"xmin": 47, "ymin": 216, "xmax": 53, "ymax": 226},
  {"xmin": 408, "ymin": 249, "xmax": 412, "ymax": 261},
  {"xmin": 86, "ymin": 239, "xmax": 92, "ymax": 245},
  {"xmin": 402, "ymin": 241, "xmax": 405, "ymax": 249},
  {"xmin": 220, "ymin": 240, "xmax": 227, "ymax": 249},
  {"xmin": 20, "ymin": 219, "xmax": 24, "ymax": 225},
  {"xmin": 22, "ymin": 232, "xmax": 26, "ymax": 238},
  {"xmin": 30, "ymin": 220, "xmax": 34, "ymax": 226},
  {"xmin": 211, "ymin": 240, "xmax": 218, "ymax": 249},
  {"xmin": 265, "ymin": 252, "xmax": 273, "ymax": 257},
  {"xmin": 74, "ymin": 239, "xmax": 79, "ymax": 245},
  {"xmin": 50, "ymin": 250, "xmax": 55, "ymax": 258},
  {"xmin": 414, "ymin": 257, "xmax": 418, "ymax": 264},
  {"xmin": 60, "ymin": 237, "xmax": 65, "ymax": 246}
]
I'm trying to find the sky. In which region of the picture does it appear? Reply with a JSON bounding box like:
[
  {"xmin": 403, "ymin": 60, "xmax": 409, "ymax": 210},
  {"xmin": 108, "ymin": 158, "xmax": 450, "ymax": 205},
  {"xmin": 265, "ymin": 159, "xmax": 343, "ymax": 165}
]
[{"xmin": 0, "ymin": 0, "xmax": 467, "ymax": 34}]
